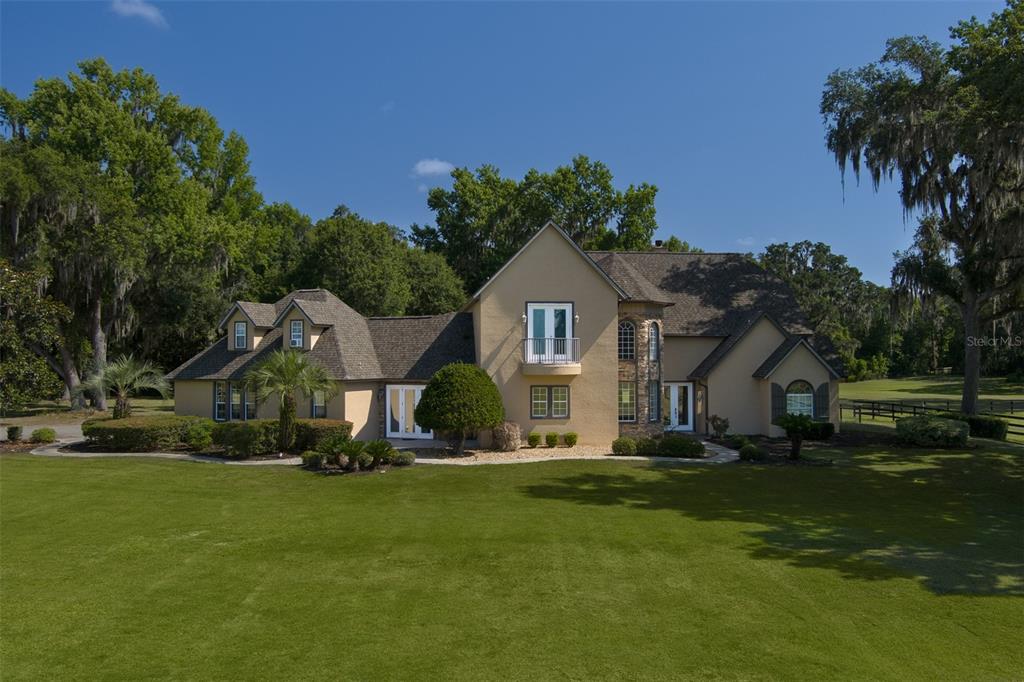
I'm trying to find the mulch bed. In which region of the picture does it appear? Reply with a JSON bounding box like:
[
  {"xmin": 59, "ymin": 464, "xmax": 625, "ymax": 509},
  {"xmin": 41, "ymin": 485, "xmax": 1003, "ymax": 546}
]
[{"xmin": 0, "ymin": 441, "xmax": 40, "ymax": 453}]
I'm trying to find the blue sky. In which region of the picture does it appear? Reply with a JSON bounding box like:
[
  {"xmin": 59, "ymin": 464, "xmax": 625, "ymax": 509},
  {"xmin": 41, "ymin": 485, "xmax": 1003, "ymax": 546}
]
[{"xmin": 1, "ymin": 1, "xmax": 1002, "ymax": 284}]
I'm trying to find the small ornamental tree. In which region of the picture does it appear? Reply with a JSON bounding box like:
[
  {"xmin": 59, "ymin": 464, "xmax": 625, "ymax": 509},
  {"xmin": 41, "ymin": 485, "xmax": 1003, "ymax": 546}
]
[
  {"xmin": 414, "ymin": 363, "xmax": 504, "ymax": 455},
  {"xmin": 245, "ymin": 350, "xmax": 336, "ymax": 452},
  {"xmin": 773, "ymin": 413, "xmax": 816, "ymax": 460}
]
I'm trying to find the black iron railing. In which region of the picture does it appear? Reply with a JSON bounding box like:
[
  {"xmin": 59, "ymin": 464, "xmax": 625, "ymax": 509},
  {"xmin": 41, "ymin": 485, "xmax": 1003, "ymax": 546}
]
[{"xmin": 523, "ymin": 337, "xmax": 581, "ymax": 365}]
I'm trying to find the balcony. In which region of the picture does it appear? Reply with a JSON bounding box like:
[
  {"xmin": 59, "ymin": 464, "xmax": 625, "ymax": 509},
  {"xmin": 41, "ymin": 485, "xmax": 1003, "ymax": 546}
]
[{"xmin": 521, "ymin": 337, "xmax": 582, "ymax": 375}]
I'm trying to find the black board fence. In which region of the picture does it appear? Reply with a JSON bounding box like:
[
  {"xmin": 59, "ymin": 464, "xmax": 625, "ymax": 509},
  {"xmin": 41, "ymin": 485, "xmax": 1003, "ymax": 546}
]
[{"xmin": 840, "ymin": 399, "xmax": 1024, "ymax": 439}]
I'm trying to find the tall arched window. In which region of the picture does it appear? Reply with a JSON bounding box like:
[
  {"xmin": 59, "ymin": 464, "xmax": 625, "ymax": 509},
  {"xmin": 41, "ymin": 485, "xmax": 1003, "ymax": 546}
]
[
  {"xmin": 618, "ymin": 321, "xmax": 635, "ymax": 360},
  {"xmin": 649, "ymin": 322, "xmax": 660, "ymax": 361},
  {"xmin": 786, "ymin": 380, "xmax": 814, "ymax": 417}
]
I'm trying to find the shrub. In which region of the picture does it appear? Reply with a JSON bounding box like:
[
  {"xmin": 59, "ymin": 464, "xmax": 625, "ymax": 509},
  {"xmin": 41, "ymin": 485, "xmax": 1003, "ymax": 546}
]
[
  {"xmin": 6, "ymin": 426, "xmax": 23, "ymax": 441},
  {"xmin": 709, "ymin": 415, "xmax": 730, "ymax": 439},
  {"xmin": 29, "ymin": 427, "xmax": 56, "ymax": 443},
  {"xmin": 211, "ymin": 419, "xmax": 279, "ymax": 458},
  {"xmin": 365, "ymin": 439, "xmax": 397, "ymax": 468},
  {"xmin": 773, "ymin": 413, "xmax": 817, "ymax": 460},
  {"xmin": 527, "ymin": 432, "xmax": 542, "ymax": 448},
  {"xmin": 414, "ymin": 363, "xmax": 504, "ymax": 455},
  {"xmin": 636, "ymin": 436, "xmax": 660, "ymax": 456},
  {"xmin": 301, "ymin": 450, "xmax": 325, "ymax": 469},
  {"xmin": 611, "ymin": 436, "xmax": 637, "ymax": 456},
  {"xmin": 352, "ymin": 450, "xmax": 374, "ymax": 471},
  {"xmin": 658, "ymin": 435, "xmax": 705, "ymax": 458},
  {"xmin": 82, "ymin": 416, "xmax": 209, "ymax": 452},
  {"xmin": 943, "ymin": 413, "xmax": 1008, "ymax": 441},
  {"xmin": 182, "ymin": 420, "xmax": 214, "ymax": 451},
  {"xmin": 896, "ymin": 416, "xmax": 969, "ymax": 448},
  {"xmin": 738, "ymin": 443, "xmax": 767, "ymax": 462},
  {"xmin": 564, "ymin": 432, "xmax": 579, "ymax": 447},
  {"xmin": 492, "ymin": 421, "xmax": 522, "ymax": 451},
  {"xmin": 806, "ymin": 422, "xmax": 836, "ymax": 441},
  {"xmin": 725, "ymin": 434, "xmax": 749, "ymax": 450},
  {"xmin": 294, "ymin": 419, "xmax": 353, "ymax": 451},
  {"xmin": 393, "ymin": 451, "xmax": 416, "ymax": 466},
  {"xmin": 545, "ymin": 432, "xmax": 559, "ymax": 448}
]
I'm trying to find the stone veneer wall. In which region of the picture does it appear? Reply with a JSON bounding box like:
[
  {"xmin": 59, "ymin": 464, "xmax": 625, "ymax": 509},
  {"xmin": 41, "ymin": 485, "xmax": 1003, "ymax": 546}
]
[{"xmin": 618, "ymin": 303, "xmax": 665, "ymax": 438}]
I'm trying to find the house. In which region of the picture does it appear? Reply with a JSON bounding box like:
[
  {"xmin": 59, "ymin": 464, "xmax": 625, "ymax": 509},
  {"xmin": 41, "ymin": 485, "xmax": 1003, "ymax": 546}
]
[{"xmin": 167, "ymin": 221, "xmax": 842, "ymax": 444}]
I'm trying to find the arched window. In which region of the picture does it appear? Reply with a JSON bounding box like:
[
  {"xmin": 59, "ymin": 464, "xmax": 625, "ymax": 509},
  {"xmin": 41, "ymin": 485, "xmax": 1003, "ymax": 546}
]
[
  {"xmin": 786, "ymin": 380, "xmax": 814, "ymax": 417},
  {"xmin": 649, "ymin": 322, "xmax": 660, "ymax": 361},
  {"xmin": 618, "ymin": 321, "xmax": 635, "ymax": 360}
]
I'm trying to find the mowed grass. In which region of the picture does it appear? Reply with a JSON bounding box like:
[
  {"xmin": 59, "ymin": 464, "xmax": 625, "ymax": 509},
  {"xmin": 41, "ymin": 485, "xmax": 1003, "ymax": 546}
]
[
  {"xmin": 840, "ymin": 375, "xmax": 1024, "ymax": 403},
  {"xmin": 2, "ymin": 448, "xmax": 1022, "ymax": 680}
]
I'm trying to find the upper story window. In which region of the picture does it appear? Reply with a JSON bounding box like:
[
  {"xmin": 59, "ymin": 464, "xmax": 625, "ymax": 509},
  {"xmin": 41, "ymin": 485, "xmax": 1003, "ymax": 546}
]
[
  {"xmin": 234, "ymin": 321, "xmax": 247, "ymax": 350},
  {"xmin": 786, "ymin": 380, "xmax": 814, "ymax": 417},
  {"xmin": 618, "ymin": 321, "xmax": 635, "ymax": 360},
  {"xmin": 649, "ymin": 322, "xmax": 660, "ymax": 361},
  {"xmin": 290, "ymin": 320, "xmax": 303, "ymax": 348}
]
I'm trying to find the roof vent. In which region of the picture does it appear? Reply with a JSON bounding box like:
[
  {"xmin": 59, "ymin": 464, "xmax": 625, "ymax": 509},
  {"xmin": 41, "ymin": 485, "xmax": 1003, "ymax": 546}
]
[{"xmin": 653, "ymin": 239, "xmax": 664, "ymax": 250}]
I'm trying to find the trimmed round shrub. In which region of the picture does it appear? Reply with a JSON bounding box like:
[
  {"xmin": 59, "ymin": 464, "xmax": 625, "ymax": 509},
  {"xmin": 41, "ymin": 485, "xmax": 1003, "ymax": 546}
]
[
  {"xmin": 739, "ymin": 443, "xmax": 767, "ymax": 462},
  {"xmin": 492, "ymin": 421, "xmax": 522, "ymax": 451},
  {"xmin": 527, "ymin": 433, "xmax": 542, "ymax": 448},
  {"xmin": 636, "ymin": 437, "xmax": 660, "ymax": 456},
  {"xmin": 564, "ymin": 432, "xmax": 579, "ymax": 447},
  {"xmin": 301, "ymin": 450, "xmax": 325, "ymax": 469},
  {"xmin": 294, "ymin": 419, "xmax": 353, "ymax": 452},
  {"xmin": 183, "ymin": 420, "xmax": 214, "ymax": 451},
  {"xmin": 30, "ymin": 427, "xmax": 57, "ymax": 444},
  {"xmin": 364, "ymin": 439, "xmax": 397, "ymax": 468},
  {"xmin": 612, "ymin": 437, "xmax": 637, "ymax": 456},
  {"xmin": 943, "ymin": 413, "xmax": 1008, "ymax": 441},
  {"xmin": 725, "ymin": 434, "xmax": 750, "ymax": 450},
  {"xmin": 6, "ymin": 426, "xmax": 23, "ymax": 442},
  {"xmin": 415, "ymin": 363, "xmax": 504, "ymax": 455},
  {"xmin": 393, "ymin": 451, "xmax": 416, "ymax": 466},
  {"xmin": 658, "ymin": 435, "xmax": 705, "ymax": 458},
  {"xmin": 83, "ymin": 416, "xmax": 209, "ymax": 452},
  {"xmin": 896, "ymin": 416, "xmax": 969, "ymax": 448},
  {"xmin": 211, "ymin": 419, "xmax": 279, "ymax": 458},
  {"xmin": 545, "ymin": 432, "xmax": 559, "ymax": 448}
]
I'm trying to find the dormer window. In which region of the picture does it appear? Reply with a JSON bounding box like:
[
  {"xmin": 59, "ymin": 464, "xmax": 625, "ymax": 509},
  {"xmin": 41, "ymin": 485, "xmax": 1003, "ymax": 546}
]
[
  {"xmin": 290, "ymin": 320, "xmax": 303, "ymax": 348},
  {"xmin": 234, "ymin": 321, "xmax": 247, "ymax": 350}
]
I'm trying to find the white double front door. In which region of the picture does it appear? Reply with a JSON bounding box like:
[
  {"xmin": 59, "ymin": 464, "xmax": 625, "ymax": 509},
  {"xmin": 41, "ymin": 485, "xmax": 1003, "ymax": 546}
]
[
  {"xmin": 386, "ymin": 385, "xmax": 432, "ymax": 439},
  {"xmin": 663, "ymin": 382, "xmax": 694, "ymax": 431}
]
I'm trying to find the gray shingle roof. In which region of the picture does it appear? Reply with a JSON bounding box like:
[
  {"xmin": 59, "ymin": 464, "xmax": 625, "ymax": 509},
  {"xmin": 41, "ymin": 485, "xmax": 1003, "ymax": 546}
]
[
  {"xmin": 236, "ymin": 302, "xmax": 277, "ymax": 327},
  {"xmin": 751, "ymin": 336, "xmax": 804, "ymax": 379},
  {"xmin": 168, "ymin": 289, "xmax": 474, "ymax": 382}
]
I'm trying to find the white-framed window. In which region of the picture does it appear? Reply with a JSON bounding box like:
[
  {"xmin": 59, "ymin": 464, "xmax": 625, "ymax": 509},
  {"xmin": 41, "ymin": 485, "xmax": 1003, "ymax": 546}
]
[
  {"xmin": 312, "ymin": 390, "xmax": 326, "ymax": 419},
  {"xmin": 230, "ymin": 383, "xmax": 243, "ymax": 420},
  {"xmin": 234, "ymin": 321, "xmax": 247, "ymax": 350},
  {"xmin": 648, "ymin": 380, "xmax": 660, "ymax": 422},
  {"xmin": 530, "ymin": 386, "xmax": 570, "ymax": 419},
  {"xmin": 649, "ymin": 322, "xmax": 660, "ymax": 361},
  {"xmin": 290, "ymin": 320, "xmax": 303, "ymax": 348},
  {"xmin": 618, "ymin": 321, "xmax": 635, "ymax": 360},
  {"xmin": 244, "ymin": 389, "xmax": 257, "ymax": 420},
  {"xmin": 618, "ymin": 381, "xmax": 636, "ymax": 422},
  {"xmin": 786, "ymin": 380, "xmax": 814, "ymax": 417},
  {"xmin": 214, "ymin": 381, "xmax": 226, "ymax": 421}
]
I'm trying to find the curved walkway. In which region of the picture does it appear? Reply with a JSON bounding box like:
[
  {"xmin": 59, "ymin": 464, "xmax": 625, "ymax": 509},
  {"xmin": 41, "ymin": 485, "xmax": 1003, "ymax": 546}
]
[{"xmin": 29, "ymin": 439, "xmax": 737, "ymax": 467}]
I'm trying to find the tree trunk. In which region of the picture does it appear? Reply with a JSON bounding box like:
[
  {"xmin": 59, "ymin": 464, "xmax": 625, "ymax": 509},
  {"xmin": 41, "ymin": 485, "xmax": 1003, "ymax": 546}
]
[
  {"xmin": 961, "ymin": 293, "xmax": 981, "ymax": 415},
  {"xmin": 59, "ymin": 345, "xmax": 86, "ymax": 410},
  {"xmin": 279, "ymin": 393, "xmax": 296, "ymax": 452},
  {"xmin": 789, "ymin": 434, "xmax": 802, "ymax": 460},
  {"xmin": 114, "ymin": 396, "xmax": 130, "ymax": 419},
  {"xmin": 89, "ymin": 297, "xmax": 107, "ymax": 411}
]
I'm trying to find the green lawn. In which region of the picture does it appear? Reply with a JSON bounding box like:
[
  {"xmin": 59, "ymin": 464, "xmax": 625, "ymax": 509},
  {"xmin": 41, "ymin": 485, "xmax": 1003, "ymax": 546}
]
[
  {"xmin": 840, "ymin": 375, "xmax": 1024, "ymax": 403},
  {"xmin": 2, "ymin": 447, "xmax": 1022, "ymax": 680}
]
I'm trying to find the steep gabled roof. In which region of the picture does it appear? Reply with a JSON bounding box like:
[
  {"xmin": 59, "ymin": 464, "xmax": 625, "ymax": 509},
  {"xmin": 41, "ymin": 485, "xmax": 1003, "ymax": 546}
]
[
  {"xmin": 688, "ymin": 312, "xmax": 790, "ymax": 379},
  {"xmin": 367, "ymin": 313, "xmax": 475, "ymax": 380},
  {"xmin": 470, "ymin": 221, "xmax": 628, "ymax": 302},
  {"xmin": 753, "ymin": 336, "xmax": 842, "ymax": 380}
]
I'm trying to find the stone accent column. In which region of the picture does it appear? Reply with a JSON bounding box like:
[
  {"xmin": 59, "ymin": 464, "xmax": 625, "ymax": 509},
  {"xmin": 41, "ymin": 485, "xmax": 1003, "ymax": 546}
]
[{"xmin": 618, "ymin": 303, "xmax": 665, "ymax": 438}]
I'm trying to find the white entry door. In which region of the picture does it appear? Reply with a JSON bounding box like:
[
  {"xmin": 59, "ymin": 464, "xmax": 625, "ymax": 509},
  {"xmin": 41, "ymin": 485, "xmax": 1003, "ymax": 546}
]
[
  {"xmin": 386, "ymin": 385, "xmax": 432, "ymax": 439},
  {"xmin": 663, "ymin": 382, "xmax": 694, "ymax": 431}
]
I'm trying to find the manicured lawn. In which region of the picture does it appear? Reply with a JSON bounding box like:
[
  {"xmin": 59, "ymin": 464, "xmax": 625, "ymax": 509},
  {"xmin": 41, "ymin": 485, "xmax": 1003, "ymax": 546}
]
[
  {"xmin": 840, "ymin": 375, "xmax": 1024, "ymax": 404},
  {"xmin": 2, "ymin": 447, "xmax": 1022, "ymax": 679}
]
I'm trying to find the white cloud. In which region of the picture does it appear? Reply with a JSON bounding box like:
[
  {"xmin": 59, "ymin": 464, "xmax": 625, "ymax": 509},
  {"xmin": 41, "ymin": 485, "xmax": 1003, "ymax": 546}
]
[
  {"xmin": 736, "ymin": 236, "xmax": 756, "ymax": 247},
  {"xmin": 412, "ymin": 158, "xmax": 454, "ymax": 177},
  {"xmin": 110, "ymin": 0, "xmax": 167, "ymax": 28}
]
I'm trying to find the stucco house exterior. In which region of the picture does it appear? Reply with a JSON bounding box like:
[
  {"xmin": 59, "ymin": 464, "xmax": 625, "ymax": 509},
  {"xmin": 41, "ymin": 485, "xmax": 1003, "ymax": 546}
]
[{"xmin": 167, "ymin": 221, "xmax": 842, "ymax": 444}]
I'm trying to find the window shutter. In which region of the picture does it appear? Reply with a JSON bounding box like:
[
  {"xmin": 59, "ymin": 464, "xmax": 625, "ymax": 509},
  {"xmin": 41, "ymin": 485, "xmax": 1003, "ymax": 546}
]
[
  {"xmin": 814, "ymin": 382, "xmax": 829, "ymax": 421},
  {"xmin": 771, "ymin": 383, "xmax": 786, "ymax": 422}
]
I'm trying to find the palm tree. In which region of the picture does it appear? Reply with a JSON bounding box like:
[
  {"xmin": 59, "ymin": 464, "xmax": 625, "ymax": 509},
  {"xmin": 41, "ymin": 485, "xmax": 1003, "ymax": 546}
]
[
  {"xmin": 245, "ymin": 350, "xmax": 336, "ymax": 451},
  {"xmin": 79, "ymin": 355, "xmax": 170, "ymax": 419}
]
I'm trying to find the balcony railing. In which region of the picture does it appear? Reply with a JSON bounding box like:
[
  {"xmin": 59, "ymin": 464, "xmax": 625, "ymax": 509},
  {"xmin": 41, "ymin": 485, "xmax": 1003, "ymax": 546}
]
[{"xmin": 523, "ymin": 337, "xmax": 581, "ymax": 365}]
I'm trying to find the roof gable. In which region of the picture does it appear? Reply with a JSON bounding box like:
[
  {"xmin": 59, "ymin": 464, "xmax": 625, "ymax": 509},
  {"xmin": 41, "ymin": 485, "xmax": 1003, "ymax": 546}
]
[
  {"xmin": 470, "ymin": 221, "xmax": 628, "ymax": 302},
  {"xmin": 752, "ymin": 337, "xmax": 842, "ymax": 380}
]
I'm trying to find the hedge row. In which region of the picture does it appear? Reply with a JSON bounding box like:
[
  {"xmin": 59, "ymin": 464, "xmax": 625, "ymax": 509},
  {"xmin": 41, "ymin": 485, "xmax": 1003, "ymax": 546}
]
[
  {"xmin": 211, "ymin": 418, "xmax": 353, "ymax": 458},
  {"xmin": 942, "ymin": 412, "xmax": 1008, "ymax": 441},
  {"xmin": 612, "ymin": 435, "xmax": 705, "ymax": 458},
  {"xmin": 82, "ymin": 416, "xmax": 213, "ymax": 452},
  {"xmin": 896, "ymin": 416, "xmax": 970, "ymax": 448}
]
